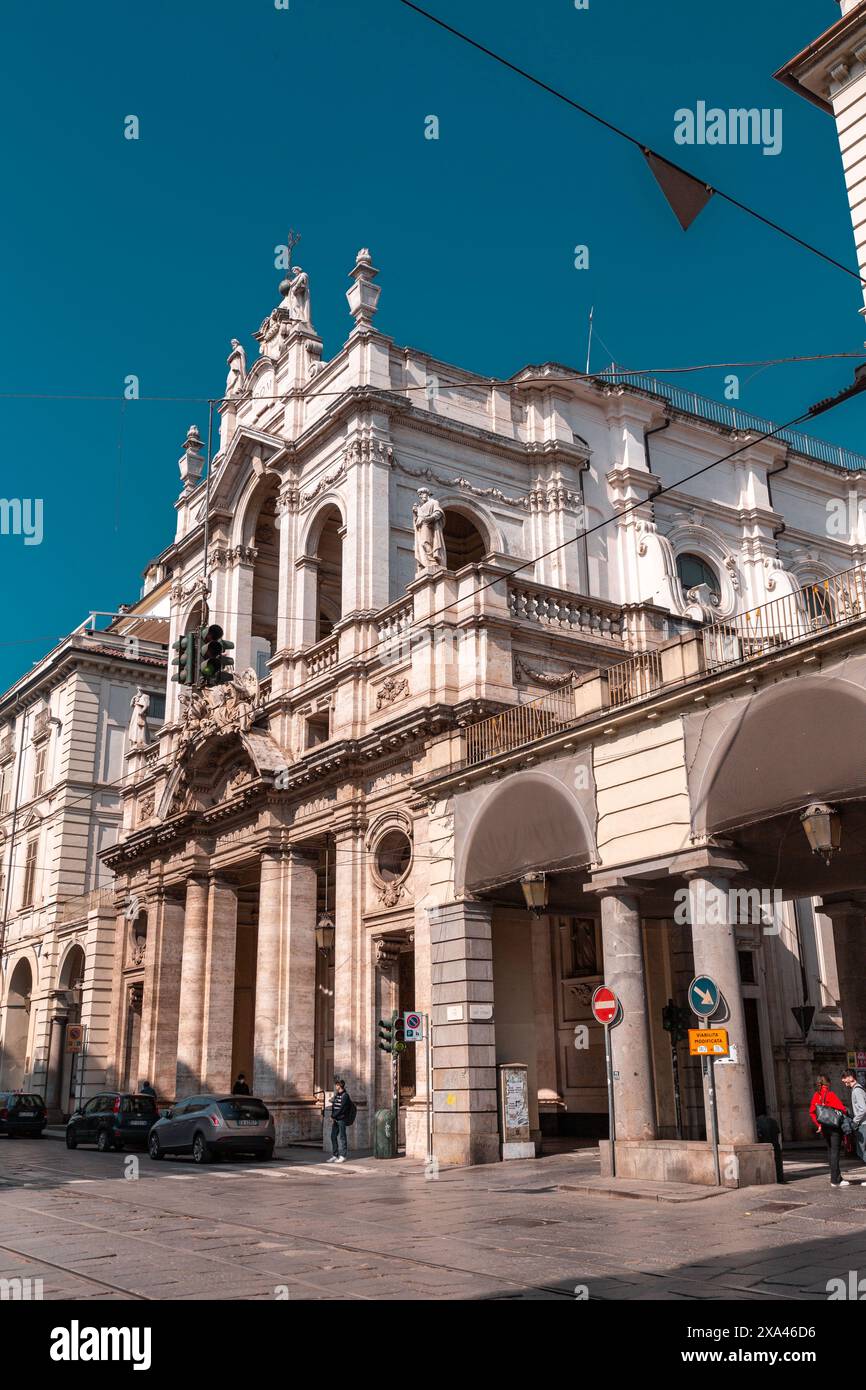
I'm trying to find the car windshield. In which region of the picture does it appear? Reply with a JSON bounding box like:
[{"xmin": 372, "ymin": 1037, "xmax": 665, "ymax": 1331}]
[
  {"xmin": 218, "ymin": 1099, "xmax": 269, "ymax": 1122},
  {"xmin": 122, "ymin": 1097, "xmax": 157, "ymax": 1115}
]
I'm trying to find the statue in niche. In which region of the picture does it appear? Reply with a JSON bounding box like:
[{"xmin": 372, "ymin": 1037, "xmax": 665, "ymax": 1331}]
[
  {"xmin": 412, "ymin": 488, "xmax": 446, "ymax": 572},
  {"xmin": 128, "ymin": 688, "xmax": 150, "ymax": 746},
  {"xmin": 225, "ymin": 339, "xmax": 247, "ymax": 396}
]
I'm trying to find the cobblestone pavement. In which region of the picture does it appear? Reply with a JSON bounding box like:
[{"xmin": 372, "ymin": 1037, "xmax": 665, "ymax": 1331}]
[{"xmin": 1, "ymin": 1139, "xmax": 865, "ymax": 1300}]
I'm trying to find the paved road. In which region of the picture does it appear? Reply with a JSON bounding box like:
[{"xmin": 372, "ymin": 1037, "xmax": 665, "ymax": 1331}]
[{"xmin": 1, "ymin": 1139, "xmax": 865, "ymax": 1300}]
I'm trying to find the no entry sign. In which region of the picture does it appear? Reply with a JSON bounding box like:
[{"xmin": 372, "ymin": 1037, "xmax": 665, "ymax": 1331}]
[{"xmin": 591, "ymin": 986, "xmax": 619, "ymax": 1026}]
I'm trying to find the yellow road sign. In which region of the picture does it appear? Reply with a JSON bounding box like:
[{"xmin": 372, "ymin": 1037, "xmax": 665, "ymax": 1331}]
[
  {"xmin": 66, "ymin": 1024, "xmax": 84, "ymax": 1053},
  {"xmin": 688, "ymin": 1028, "xmax": 729, "ymax": 1057}
]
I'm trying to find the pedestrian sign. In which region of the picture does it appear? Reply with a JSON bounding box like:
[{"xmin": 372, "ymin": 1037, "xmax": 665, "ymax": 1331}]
[
  {"xmin": 688, "ymin": 975, "xmax": 720, "ymax": 1018},
  {"xmin": 688, "ymin": 1028, "xmax": 729, "ymax": 1057}
]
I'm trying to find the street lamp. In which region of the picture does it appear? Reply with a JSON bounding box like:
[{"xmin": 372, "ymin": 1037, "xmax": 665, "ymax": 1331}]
[
  {"xmin": 800, "ymin": 803, "xmax": 841, "ymax": 865},
  {"xmin": 520, "ymin": 871, "xmax": 549, "ymax": 917}
]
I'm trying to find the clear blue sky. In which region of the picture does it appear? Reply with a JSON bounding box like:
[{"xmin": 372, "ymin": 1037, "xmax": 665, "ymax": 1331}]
[{"xmin": 1, "ymin": 0, "xmax": 863, "ymax": 689}]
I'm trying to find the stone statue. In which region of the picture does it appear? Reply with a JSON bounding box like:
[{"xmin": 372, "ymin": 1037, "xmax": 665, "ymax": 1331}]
[
  {"xmin": 413, "ymin": 488, "xmax": 446, "ymax": 572},
  {"xmin": 283, "ymin": 267, "xmax": 311, "ymax": 323},
  {"xmin": 225, "ymin": 339, "xmax": 247, "ymax": 396},
  {"xmin": 128, "ymin": 688, "xmax": 150, "ymax": 746}
]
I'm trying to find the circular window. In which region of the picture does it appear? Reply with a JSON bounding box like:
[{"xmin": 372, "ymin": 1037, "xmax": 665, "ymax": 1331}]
[
  {"xmin": 676, "ymin": 552, "xmax": 720, "ymax": 601},
  {"xmin": 375, "ymin": 830, "xmax": 412, "ymax": 884}
]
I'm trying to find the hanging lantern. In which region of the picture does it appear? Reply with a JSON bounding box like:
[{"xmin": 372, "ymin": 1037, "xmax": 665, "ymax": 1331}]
[
  {"xmin": 520, "ymin": 871, "xmax": 549, "ymax": 917},
  {"xmin": 800, "ymin": 803, "xmax": 841, "ymax": 865}
]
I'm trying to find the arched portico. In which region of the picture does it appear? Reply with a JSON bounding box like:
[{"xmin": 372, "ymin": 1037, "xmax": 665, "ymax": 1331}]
[{"xmin": 1, "ymin": 954, "xmax": 36, "ymax": 1090}]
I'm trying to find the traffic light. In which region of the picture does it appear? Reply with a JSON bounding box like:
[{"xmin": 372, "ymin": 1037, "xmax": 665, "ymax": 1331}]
[
  {"xmin": 171, "ymin": 632, "xmax": 197, "ymax": 685},
  {"xmin": 393, "ymin": 1014, "xmax": 406, "ymax": 1054},
  {"xmin": 662, "ymin": 999, "xmax": 689, "ymax": 1044},
  {"xmin": 199, "ymin": 624, "xmax": 234, "ymax": 686},
  {"xmin": 378, "ymin": 1015, "xmax": 396, "ymax": 1054}
]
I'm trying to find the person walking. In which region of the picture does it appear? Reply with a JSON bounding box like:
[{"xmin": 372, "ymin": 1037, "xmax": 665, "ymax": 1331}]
[
  {"xmin": 810, "ymin": 1073, "xmax": 849, "ymax": 1187},
  {"xmin": 841, "ymin": 1068, "xmax": 866, "ymax": 1166},
  {"xmin": 756, "ymin": 1111, "xmax": 785, "ymax": 1184},
  {"xmin": 232, "ymin": 1073, "xmax": 251, "ymax": 1096},
  {"xmin": 328, "ymin": 1079, "xmax": 355, "ymax": 1164}
]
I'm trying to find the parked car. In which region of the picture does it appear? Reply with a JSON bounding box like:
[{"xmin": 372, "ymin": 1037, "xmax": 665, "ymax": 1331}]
[
  {"xmin": 0, "ymin": 1092, "xmax": 47, "ymax": 1138},
  {"xmin": 148, "ymin": 1094, "xmax": 275, "ymax": 1163},
  {"xmin": 65, "ymin": 1092, "xmax": 158, "ymax": 1152}
]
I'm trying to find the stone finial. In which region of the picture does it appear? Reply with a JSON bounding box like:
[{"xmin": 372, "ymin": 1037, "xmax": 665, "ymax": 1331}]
[
  {"xmin": 178, "ymin": 423, "xmax": 205, "ymax": 490},
  {"xmin": 347, "ymin": 247, "xmax": 381, "ymax": 329}
]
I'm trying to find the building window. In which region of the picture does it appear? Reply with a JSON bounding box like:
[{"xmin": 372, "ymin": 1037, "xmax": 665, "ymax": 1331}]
[
  {"xmin": 375, "ymin": 830, "xmax": 412, "ymax": 884},
  {"xmin": 20, "ymin": 838, "xmax": 38, "ymax": 909},
  {"xmin": 147, "ymin": 692, "xmax": 166, "ymax": 723},
  {"xmin": 676, "ymin": 552, "xmax": 720, "ymax": 602},
  {"xmin": 32, "ymin": 744, "xmax": 46, "ymax": 798},
  {"xmin": 306, "ymin": 711, "xmax": 331, "ymax": 748},
  {"xmin": 0, "ymin": 767, "xmax": 9, "ymax": 814}
]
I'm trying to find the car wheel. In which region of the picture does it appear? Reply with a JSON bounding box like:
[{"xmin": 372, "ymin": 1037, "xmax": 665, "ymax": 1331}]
[
  {"xmin": 148, "ymin": 1133, "xmax": 163, "ymax": 1161},
  {"xmin": 191, "ymin": 1133, "xmax": 211, "ymax": 1165},
  {"xmin": 96, "ymin": 1128, "xmax": 112, "ymax": 1153},
  {"xmin": 65, "ymin": 1129, "xmax": 77, "ymax": 1149}
]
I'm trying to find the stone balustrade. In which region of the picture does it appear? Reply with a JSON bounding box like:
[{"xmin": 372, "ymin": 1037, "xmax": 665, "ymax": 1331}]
[{"xmin": 507, "ymin": 580, "xmax": 624, "ymax": 642}]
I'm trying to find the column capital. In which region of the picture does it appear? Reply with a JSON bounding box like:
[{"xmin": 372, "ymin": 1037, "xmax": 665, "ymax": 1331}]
[
  {"xmin": 672, "ymin": 848, "xmax": 748, "ymax": 881},
  {"xmin": 586, "ymin": 874, "xmax": 648, "ymax": 900}
]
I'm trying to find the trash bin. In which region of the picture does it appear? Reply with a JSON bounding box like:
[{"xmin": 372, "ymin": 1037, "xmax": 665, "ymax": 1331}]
[{"xmin": 374, "ymin": 1106, "xmax": 396, "ymax": 1159}]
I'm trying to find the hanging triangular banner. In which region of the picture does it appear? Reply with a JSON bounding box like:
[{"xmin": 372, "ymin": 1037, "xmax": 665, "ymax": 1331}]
[{"xmin": 643, "ymin": 149, "xmax": 715, "ymax": 231}]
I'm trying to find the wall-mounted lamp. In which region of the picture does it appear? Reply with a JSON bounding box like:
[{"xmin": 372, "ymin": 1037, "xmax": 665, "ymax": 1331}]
[
  {"xmin": 520, "ymin": 871, "xmax": 549, "ymax": 917},
  {"xmin": 800, "ymin": 803, "xmax": 841, "ymax": 866}
]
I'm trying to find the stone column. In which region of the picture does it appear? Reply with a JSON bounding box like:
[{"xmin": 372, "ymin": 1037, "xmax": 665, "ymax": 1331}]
[
  {"xmin": 253, "ymin": 847, "xmax": 318, "ymax": 1121},
  {"xmin": 199, "ymin": 873, "xmax": 239, "ymax": 1095},
  {"xmin": 429, "ymin": 899, "xmax": 499, "ymax": 1166},
  {"xmin": 817, "ymin": 896, "xmax": 866, "ymax": 1052},
  {"xmin": 686, "ymin": 872, "xmax": 756, "ymax": 1145},
  {"xmin": 138, "ymin": 887, "xmax": 186, "ymax": 1100},
  {"xmin": 333, "ymin": 822, "xmax": 369, "ymax": 1147},
  {"xmin": 175, "ymin": 874, "xmax": 210, "ymax": 1097},
  {"xmin": 530, "ymin": 916, "xmax": 561, "ymax": 1132},
  {"xmin": 44, "ymin": 1000, "xmax": 68, "ymax": 1121},
  {"xmin": 596, "ymin": 886, "xmax": 656, "ymax": 1141}
]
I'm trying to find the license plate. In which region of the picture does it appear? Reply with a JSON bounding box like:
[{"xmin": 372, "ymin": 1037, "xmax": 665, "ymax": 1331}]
[
  {"xmin": 237, "ymin": 1120, "xmax": 258, "ymax": 1127},
  {"xmin": 129, "ymin": 1120, "xmax": 147, "ymax": 1126}
]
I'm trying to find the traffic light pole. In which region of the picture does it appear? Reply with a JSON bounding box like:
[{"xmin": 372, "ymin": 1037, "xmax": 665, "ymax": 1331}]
[{"xmin": 670, "ymin": 1034, "xmax": 683, "ymax": 1141}]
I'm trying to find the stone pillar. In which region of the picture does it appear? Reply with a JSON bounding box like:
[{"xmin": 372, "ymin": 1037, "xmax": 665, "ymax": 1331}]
[
  {"xmin": 253, "ymin": 847, "xmax": 318, "ymax": 1138},
  {"xmin": 405, "ymin": 900, "xmax": 432, "ymax": 1159},
  {"xmin": 199, "ymin": 873, "xmax": 239, "ymax": 1096},
  {"xmin": 530, "ymin": 916, "xmax": 561, "ymax": 1135},
  {"xmin": 138, "ymin": 887, "xmax": 186, "ymax": 1100},
  {"xmin": 817, "ymin": 897, "xmax": 866, "ymax": 1052},
  {"xmin": 596, "ymin": 887, "xmax": 656, "ymax": 1141},
  {"xmin": 333, "ymin": 822, "xmax": 369, "ymax": 1146},
  {"xmin": 430, "ymin": 899, "xmax": 499, "ymax": 1166},
  {"xmin": 175, "ymin": 874, "xmax": 210, "ymax": 1097},
  {"xmin": 687, "ymin": 873, "xmax": 756, "ymax": 1145},
  {"xmin": 45, "ymin": 1000, "xmax": 68, "ymax": 1121}
]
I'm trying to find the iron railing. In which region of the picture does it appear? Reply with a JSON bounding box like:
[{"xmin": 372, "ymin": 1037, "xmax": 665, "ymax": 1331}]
[
  {"xmin": 607, "ymin": 649, "xmax": 664, "ymax": 708},
  {"xmin": 465, "ymin": 687, "xmax": 575, "ymax": 765},
  {"xmin": 601, "ymin": 370, "xmax": 866, "ymax": 474}
]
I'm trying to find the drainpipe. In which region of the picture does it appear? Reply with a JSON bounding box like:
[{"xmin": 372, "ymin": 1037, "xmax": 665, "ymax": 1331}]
[{"xmin": 766, "ymin": 455, "xmax": 789, "ymax": 544}]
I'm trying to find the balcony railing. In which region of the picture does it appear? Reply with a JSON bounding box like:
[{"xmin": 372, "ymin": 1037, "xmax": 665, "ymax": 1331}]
[
  {"xmin": 464, "ymin": 563, "xmax": 866, "ymax": 767},
  {"xmin": 56, "ymin": 884, "xmax": 116, "ymax": 924},
  {"xmin": 305, "ymin": 635, "xmax": 340, "ymax": 679},
  {"xmin": 507, "ymin": 581, "xmax": 624, "ymax": 641}
]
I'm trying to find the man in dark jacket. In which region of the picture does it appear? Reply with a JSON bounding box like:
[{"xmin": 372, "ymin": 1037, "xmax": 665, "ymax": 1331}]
[
  {"xmin": 329, "ymin": 1079, "xmax": 352, "ymax": 1163},
  {"xmin": 232, "ymin": 1073, "xmax": 251, "ymax": 1096}
]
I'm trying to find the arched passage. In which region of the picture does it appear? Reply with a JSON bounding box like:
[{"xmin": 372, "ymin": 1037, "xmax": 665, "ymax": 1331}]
[
  {"xmin": 443, "ymin": 508, "xmax": 487, "ymax": 571},
  {"xmin": 58, "ymin": 943, "xmax": 86, "ymax": 1114},
  {"xmin": 2, "ymin": 956, "xmax": 34, "ymax": 1090},
  {"xmin": 313, "ymin": 505, "xmax": 343, "ymax": 640},
  {"xmin": 459, "ymin": 771, "xmax": 593, "ymax": 895}
]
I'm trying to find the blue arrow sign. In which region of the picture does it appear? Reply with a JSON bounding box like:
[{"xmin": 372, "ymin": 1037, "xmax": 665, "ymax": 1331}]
[{"xmin": 689, "ymin": 975, "xmax": 720, "ymax": 1018}]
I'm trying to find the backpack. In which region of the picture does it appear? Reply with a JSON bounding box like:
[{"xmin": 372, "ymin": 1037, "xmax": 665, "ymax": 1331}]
[{"xmin": 344, "ymin": 1097, "xmax": 357, "ymax": 1126}]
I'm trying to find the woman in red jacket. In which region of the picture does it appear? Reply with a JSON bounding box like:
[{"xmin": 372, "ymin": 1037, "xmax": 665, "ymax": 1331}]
[{"xmin": 809, "ymin": 1074, "xmax": 849, "ymax": 1187}]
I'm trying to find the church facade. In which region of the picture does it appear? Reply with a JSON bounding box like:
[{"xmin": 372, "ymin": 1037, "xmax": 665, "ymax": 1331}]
[{"xmin": 96, "ymin": 228, "xmax": 865, "ymax": 1178}]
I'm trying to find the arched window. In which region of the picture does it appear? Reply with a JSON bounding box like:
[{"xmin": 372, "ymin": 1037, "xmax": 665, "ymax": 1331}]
[
  {"xmin": 443, "ymin": 511, "xmax": 487, "ymax": 571},
  {"xmin": 676, "ymin": 552, "xmax": 720, "ymax": 602},
  {"xmin": 250, "ymin": 493, "xmax": 279, "ymax": 674},
  {"xmin": 314, "ymin": 507, "xmax": 343, "ymax": 640}
]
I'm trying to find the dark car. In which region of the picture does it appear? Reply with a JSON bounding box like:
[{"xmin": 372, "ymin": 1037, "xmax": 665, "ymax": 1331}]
[
  {"xmin": 148, "ymin": 1095, "xmax": 275, "ymax": 1163},
  {"xmin": 0, "ymin": 1092, "xmax": 47, "ymax": 1138},
  {"xmin": 65, "ymin": 1092, "xmax": 158, "ymax": 1152}
]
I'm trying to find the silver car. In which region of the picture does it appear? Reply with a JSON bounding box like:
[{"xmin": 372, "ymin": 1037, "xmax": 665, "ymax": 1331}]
[{"xmin": 148, "ymin": 1094, "xmax": 275, "ymax": 1164}]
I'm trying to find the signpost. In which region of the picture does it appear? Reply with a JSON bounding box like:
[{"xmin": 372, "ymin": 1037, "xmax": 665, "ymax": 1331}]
[
  {"xmin": 401, "ymin": 1010, "xmax": 433, "ymax": 1164},
  {"xmin": 688, "ymin": 974, "xmax": 722, "ymax": 1186},
  {"xmin": 592, "ymin": 985, "xmax": 621, "ymax": 1177}
]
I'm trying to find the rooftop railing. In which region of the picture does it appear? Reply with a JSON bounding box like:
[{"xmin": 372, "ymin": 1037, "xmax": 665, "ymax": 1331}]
[{"xmin": 601, "ymin": 370, "xmax": 866, "ymax": 474}]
